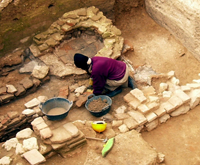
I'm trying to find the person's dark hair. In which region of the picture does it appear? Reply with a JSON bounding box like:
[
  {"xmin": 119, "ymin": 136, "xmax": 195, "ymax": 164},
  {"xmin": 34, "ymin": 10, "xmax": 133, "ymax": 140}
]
[{"xmin": 74, "ymin": 53, "xmax": 89, "ymax": 70}]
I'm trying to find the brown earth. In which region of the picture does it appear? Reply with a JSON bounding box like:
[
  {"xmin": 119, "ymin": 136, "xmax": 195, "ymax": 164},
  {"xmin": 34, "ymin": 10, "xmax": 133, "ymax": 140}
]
[{"xmin": 1, "ymin": 2, "xmax": 200, "ymax": 165}]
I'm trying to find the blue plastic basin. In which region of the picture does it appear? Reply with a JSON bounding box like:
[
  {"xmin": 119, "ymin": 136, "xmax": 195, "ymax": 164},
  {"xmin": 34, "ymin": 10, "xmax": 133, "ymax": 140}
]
[{"xmin": 40, "ymin": 97, "xmax": 73, "ymax": 121}]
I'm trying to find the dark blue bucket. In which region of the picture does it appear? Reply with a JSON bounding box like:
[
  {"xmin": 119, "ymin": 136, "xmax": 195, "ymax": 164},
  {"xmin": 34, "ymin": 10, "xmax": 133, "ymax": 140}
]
[
  {"xmin": 40, "ymin": 97, "xmax": 73, "ymax": 121},
  {"xmin": 85, "ymin": 94, "xmax": 112, "ymax": 117}
]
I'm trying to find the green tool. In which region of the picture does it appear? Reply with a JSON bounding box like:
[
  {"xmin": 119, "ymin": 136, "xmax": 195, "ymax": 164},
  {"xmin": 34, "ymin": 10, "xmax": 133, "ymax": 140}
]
[{"xmin": 101, "ymin": 137, "xmax": 115, "ymax": 157}]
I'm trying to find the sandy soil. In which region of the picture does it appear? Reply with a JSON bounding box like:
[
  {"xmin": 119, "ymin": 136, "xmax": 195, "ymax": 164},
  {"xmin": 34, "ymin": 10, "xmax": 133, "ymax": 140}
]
[{"xmin": 1, "ymin": 3, "xmax": 200, "ymax": 165}]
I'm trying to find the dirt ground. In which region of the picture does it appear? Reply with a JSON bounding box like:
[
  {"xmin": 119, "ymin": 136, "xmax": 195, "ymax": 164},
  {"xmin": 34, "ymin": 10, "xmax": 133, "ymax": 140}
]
[{"xmin": 1, "ymin": 3, "xmax": 200, "ymax": 165}]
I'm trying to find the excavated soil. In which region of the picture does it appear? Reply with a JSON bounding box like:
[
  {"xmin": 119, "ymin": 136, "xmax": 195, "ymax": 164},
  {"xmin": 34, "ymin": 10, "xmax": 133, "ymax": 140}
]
[
  {"xmin": 1, "ymin": 2, "xmax": 200, "ymax": 165},
  {"xmin": 88, "ymin": 98, "xmax": 109, "ymax": 112}
]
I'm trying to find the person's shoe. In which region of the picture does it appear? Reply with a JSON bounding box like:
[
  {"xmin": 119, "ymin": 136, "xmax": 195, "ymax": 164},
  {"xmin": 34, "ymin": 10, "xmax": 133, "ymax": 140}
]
[
  {"xmin": 128, "ymin": 76, "xmax": 136, "ymax": 89},
  {"xmin": 105, "ymin": 86, "xmax": 122, "ymax": 97}
]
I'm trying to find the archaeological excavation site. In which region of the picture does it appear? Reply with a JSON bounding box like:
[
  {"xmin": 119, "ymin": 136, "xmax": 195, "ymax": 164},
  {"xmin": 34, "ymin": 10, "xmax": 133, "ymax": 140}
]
[{"xmin": 1, "ymin": 0, "xmax": 200, "ymax": 164}]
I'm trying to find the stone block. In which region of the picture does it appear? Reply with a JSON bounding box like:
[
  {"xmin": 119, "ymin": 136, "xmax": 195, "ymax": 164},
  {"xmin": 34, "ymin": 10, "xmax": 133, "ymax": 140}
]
[
  {"xmin": 168, "ymin": 95, "xmax": 183, "ymax": 109},
  {"xmin": 50, "ymin": 126, "xmax": 72, "ymax": 143},
  {"xmin": 124, "ymin": 117, "xmax": 139, "ymax": 130},
  {"xmin": 174, "ymin": 89, "xmax": 191, "ymax": 103},
  {"xmin": 22, "ymin": 109, "xmax": 36, "ymax": 116},
  {"xmin": 0, "ymin": 94, "xmax": 15, "ymax": 103},
  {"xmin": 142, "ymin": 86, "xmax": 156, "ymax": 95},
  {"xmin": 148, "ymin": 96, "xmax": 159, "ymax": 103},
  {"xmin": 154, "ymin": 105, "xmax": 166, "ymax": 117},
  {"xmin": 24, "ymin": 98, "xmax": 40, "ymax": 109},
  {"xmin": 170, "ymin": 105, "xmax": 190, "ymax": 117},
  {"xmin": 181, "ymin": 85, "xmax": 191, "ymax": 92},
  {"xmin": 23, "ymin": 137, "xmax": 39, "ymax": 151},
  {"xmin": 20, "ymin": 77, "xmax": 34, "ymax": 89},
  {"xmin": 128, "ymin": 110, "xmax": 147, "ymax": 126},
  {"xmin": 31, "ymin": 117, "xmax": 45, "ymax": 127},
  {"xmin": 145, "ymin": 112, "xmax": 157, "ymax": 122},
  {"xmin": 34, "ymin": 122, "xmax": 48, "ymax": 131},
  {"xmin": 123, "ymin": 93, "xmax": 135, "ymax": 103},
  {"xmin": 0, "ymin": 87, "xmax": 7, "ymax": 95},
  {"xmin": 75, "ymin": 85, "xmax": 87, "ymax": 94},
  {"xmin": 16, "ymin": 128, "xmax": 33, "ymax": 139},
  {"xmin": 188, "ymin": 89, "xmax": 200, "ymax": 109},
  {"xmin": 6, "ymin": 84, "xmax": 17, "ymax": 93},
  {"xmin": 103, "ymin": 128, "xmax": 116, "ymax": 139},
  {"xmin": 14, "ymin": 84, "xmax": 26, "ymax": 96},
  {"xmin": 159, "ymin": 114, "xmax": 170, "ymax": 124},
  {"xmin": 112, "ymin": 120, "xmax": 123, "ymax": 128},
  {"xmin": 63, "ymin": 122, "xmax": 80, "ymax": 137},
  {"xmin": 114, "ymin": 113, "xmax": 130, "ymax": 120},
  {"xmin": 40, "ymin": 127, "xmax": 53, "ymax": 139},
  {"xmin": 186, "ymin": 83, "xmax": 200, "ymax": 89},
  {"xmin": 137, "ymin": 104, "xmax": 150, "ymax": 114},
  {"xmin": 146, "ymin": 102, "xmax": 159, "ymax": 111},
  {"xmin": 118, "ymin": 124, "xmax": 129, "ymax": 133},
  {"xmin": 76, "ymin": 92, "xmax": 91, "ymax": 107},
  {"xmin": 162, "ymin": 101, "xmax": 176, "ymax": 113},
  {"xmin": 145, "ymin": 119, "xmax": 159, "ymax": 131},
  {"xmin": 130, "ymin": 88, "xmax": 147, "ymax": 103},
  {"xmin": 7, "ymin": 111, "xmax": 19, "ymax": 119},
  {"xmin": 128, "ymin": 98, "xmax": 140, "ymax": 110},
  {"xmin": 115, "ymin": 105, "xmax": 127, "ymax": 113},
  {"xmin": 23, "ymin": 149, "xmax": 46, "ymax": 165}
]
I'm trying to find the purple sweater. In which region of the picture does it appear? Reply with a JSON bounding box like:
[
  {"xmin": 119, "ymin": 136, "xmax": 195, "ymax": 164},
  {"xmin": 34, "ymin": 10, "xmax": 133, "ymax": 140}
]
[{"xmin": 91, "ymin": 57, "xmax": 126, "ymax": 95}]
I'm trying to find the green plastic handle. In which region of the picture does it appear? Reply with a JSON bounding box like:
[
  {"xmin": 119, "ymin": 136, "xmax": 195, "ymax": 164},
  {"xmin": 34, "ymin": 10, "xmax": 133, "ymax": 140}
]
[{"xmin": 102, "ymin": 137, "xmax": 115, "ymax": 157}]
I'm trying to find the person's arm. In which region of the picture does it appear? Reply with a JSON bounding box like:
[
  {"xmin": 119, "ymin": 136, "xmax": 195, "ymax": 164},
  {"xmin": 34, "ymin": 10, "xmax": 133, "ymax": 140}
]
[{"xmin": 92, "ymin": 74, "xmax": 106, "ymax": 95}]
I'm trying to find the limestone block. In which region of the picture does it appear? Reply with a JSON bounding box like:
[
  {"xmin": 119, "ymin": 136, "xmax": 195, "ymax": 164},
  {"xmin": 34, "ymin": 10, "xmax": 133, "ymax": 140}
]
[
  {"xmin": 50, "ymin": 126, "xmax": 72, "ymax": 143},
  {"xmin": 130, "ymin": 88, "xmax": 147, "ymax": 103},
  {"xmin": 137, "ymin": 104, "xmax": 150, "ymax": 114},
  {"xmin": 146, "ymin": 102, "xmax": 160, "ymax": 111},
  {"xmin": 142, "ymin": 86, "xmax": 156, "ymax": 96},
  {"xmin": 40, "ymin": 127, "xmax": 53, "ymax": 139},
  {"xmin": 168, "ymin": 95, "xmax": 184, "ymax": 109},
  {"xmin": 23, "ymin": 137, "xmax": 39, "ymax": 151},
  {"xmin": 16, "ymin": 128, "xmax": 33, "ymax": 139},
  {"xmin": 148, "ymin": 96, "xmax": 160, "ymax": 103},
  {"xmin": 128, "ymin": 98, "xmax": 140, "ymax": 110},
  {"xmin": 145, "ymin": 112, "xmax": 158, "ymax": 122},
  {"xmin": 159, "ymin": 83, "xmax": 168, "ymax": 93},
  {"xmin": 115, "ymin": 105, "xmax": 127, "ymax": 114},
  {"xmin": 145, "ymin": 119, "xmax": 159, "ymax": 132},
  {"xmin": 0, "ymin": 156, "xmax": 12, "ymax": 165},
  {"xmin": 0, "ymin": 86, "xmax": 7, "ymax": 95},
  {"xmin": 29, "ymin": 44, "xmax": 41, "ymax": 57},
  {"xmin": 2, "ymin": 138, "xmax": 18, "ymax": 151},
  {"xmin": 112, "ymin": 120, "xmax": 123, "ymax": 128},
  {"xmin": 128, "ymin": 110, "xmax": 147, "ymax": 126},
  {"xmin": 170, "ymin": 77, "xmax": 180, "ymax": 85},
  {"xmin": 32, "ymin": 65, "xmax": 50, "ymax": 79},
  {"xmin": 159, "ymin": 114, "xmax": 170, "ymax": 124},
  {"xmin": 154, "ymin": 105, "xmax": 167, "ymax": 117},
  {"xmin": 162, "ymin": 91, "xmax": 172, "ymax": 100},
  {"xmin": 14, "ymin": 84, "xmax": 26, "ymax": 96},
  {"xmin": 7, "ymin": 111, "xmax": 19, "ymax": 119},
  {"xmin": 181, "ymin": 85, "xmax": 191, "ymax": 92},
  {"xmin": 124, "ymin": 117, "xmax": 139, "ymax": 130},
  {"xmin": 118, "ymin": 124, "xmax": 129, "ymax": 133},
  {"xmin": 6, "ymin": 84, "xmax": 17, "ymax": 93},
  {"xmin": 31, "ymin": 117, "xmax": 45, "ymax": 127},
  {"xmin": 75, "ymin": 86, "xmax": 87, "ymax": 94},
  {"xmin": 34, "ymin": 122, "xmax": 48, "ymax": 131},
  {"xmin": 123, "ymin": 93, "xmax": 135, "ymax": 103},
  {"xmin": 22, "ymin": 109, "xmax": 36, "ymax": 116},
  {"xmin": 63, "ymin": 122, "xmax": 80, "ymax": 137},
  {"xmin": 37, "ymin": 96, "xmax": 48, "ymax": 103},
  {"xmin": 186, "ymin": 83, "xmax": 200, "ymax": 89},
  {"xmin": 162, "ymin": 101, "xmax": 176, "ymax": 113},
  {"xmin": 175, "ymin": 89, "xmax": 191, "ymax": 103},
  {"xmin": 114, "ymin": 113, "xmax": 130, "ymax": 120},
  {"xmin": 16, "ymin": 143, "xmax": 25, "ymax": 155},
  {"xmin": 20, "ymin": 77, "xmax": 33, "ymax": 89},
  {"xmin": 103, "ymin": 128, "xmax": 116, "ymax": 139},
  {"xmin": 23, "ymin": 149, "xmax": 46, "ymax": 165},
  {"xmin": 170, "ymin": 105, "xmax": 190, "ymax": 117},
  {"xmin": 24, "ymin": 98, "xmax": 40, "ymax": 109}
]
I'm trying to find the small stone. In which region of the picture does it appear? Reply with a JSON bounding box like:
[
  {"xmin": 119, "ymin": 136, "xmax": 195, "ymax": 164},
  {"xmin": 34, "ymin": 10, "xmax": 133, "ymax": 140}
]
[
  {"xmin": 0, "ymin": 156, "xmax": 12, "ymax": 165},
  {"xmin": 2, "ymin": 138, "xmax": 18, "ymax": 151},
  {"xmin": 75, "ymin": 86, "xmax": 87, "ymax": 94},
  {"xmin": 32, "ymin": 65, "xmax": 49, "ymax": 79}
]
